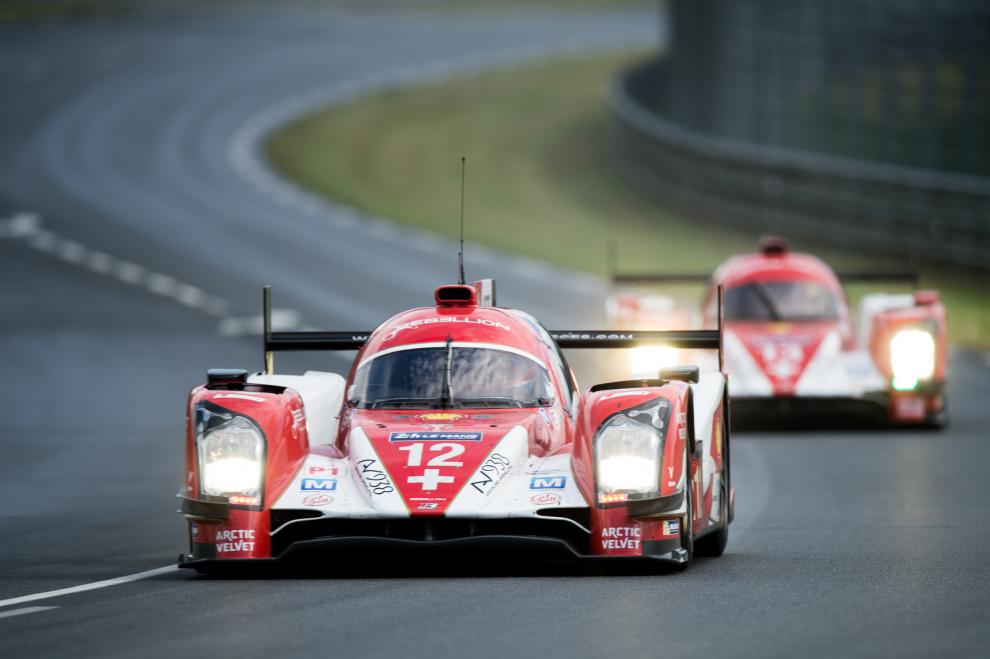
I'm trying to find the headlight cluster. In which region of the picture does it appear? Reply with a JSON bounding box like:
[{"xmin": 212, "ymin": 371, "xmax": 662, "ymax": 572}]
[
  {"xmin": 595, "ymin": 397, "xmax": 671, "ymax": 504},
  {"xmin": 889, "ymin": 329, "xmax": 935, "ymax": 391},
  {"xmin": 196, "ymin": 409, "xmax": 265, "ymax": 504}
]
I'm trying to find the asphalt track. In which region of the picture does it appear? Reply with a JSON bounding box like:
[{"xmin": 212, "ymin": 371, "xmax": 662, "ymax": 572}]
[{"xmin": 1, "ymin": 6, "xmax": 989, "ymax": 658}]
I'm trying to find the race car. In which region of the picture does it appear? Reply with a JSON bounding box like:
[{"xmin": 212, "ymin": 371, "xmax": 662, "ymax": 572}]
[
  {"xmin": 178, "ymin": 279, "xmax": 732, "ymax": 572},
  {"xmin": 607, "ymin": 237, "xmax": 948, "ymax": 427}
]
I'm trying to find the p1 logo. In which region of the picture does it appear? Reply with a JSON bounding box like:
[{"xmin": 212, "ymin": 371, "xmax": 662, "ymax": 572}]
[{"xmin": 530, "ymin": 476, "xmax": 566, "ymax": 490}]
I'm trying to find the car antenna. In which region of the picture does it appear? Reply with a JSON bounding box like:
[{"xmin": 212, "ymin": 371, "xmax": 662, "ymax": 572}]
[{"xmin": 458, "ymin": 156, "xmax": 466, "ymax": 285}]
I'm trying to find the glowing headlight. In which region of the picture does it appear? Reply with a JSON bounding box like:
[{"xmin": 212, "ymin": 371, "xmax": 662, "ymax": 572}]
[
  {"xmin": 197, "ymin": 416, "xmax": 265, "ymax": 500},
  {"xmin": 890, "ymin": 329, "xmax": 935, "ymax": 391},
  {"xmin": 595, "ymin": 398, "xmax": 670, "ymax": 502},
  {"xmin": 628, "ymin": 345, "xmax": 678, "ymax": 377}
]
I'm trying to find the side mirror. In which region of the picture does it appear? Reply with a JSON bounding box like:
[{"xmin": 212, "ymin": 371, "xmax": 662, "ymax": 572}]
[{"xmin": 659, "ymin": 365, "xmax": 700, "ymax": 384}]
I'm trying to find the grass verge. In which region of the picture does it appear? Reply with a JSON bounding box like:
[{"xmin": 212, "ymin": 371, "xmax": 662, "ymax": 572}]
[{"xmin": 267, "ymin": 51, "xmax": 988, "ymax": 347}]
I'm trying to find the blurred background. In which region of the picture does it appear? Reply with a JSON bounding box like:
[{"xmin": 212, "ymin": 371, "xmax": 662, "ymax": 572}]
[{"xmin": 0, "ymin": 1, "xmax": 988, "ymax": 656}]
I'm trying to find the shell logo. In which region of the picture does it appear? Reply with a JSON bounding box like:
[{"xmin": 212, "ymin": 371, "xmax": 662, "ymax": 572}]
[{"xmin": 416, "ymin": 413, "xmax": 465, "ymax": 421}]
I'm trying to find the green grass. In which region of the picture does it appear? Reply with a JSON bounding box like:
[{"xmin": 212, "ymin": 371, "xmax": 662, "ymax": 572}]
[
  {"xmin": 0, "ymin": 0, "xmax": 652, "ymax": 22},
  {"xmin": 267, "ymin": 51, "xmax": 989, "ymax": 347}
]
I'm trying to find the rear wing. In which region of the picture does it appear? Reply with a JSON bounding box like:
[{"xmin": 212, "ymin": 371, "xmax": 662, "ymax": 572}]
[
  {"xmin": 611, "ymin": 271, "xmax": 918, "ymax": 287},
  {"xmin": 835, "ymin": 270, "xmax": 918, "ymax": 287},
  {"xmin": 611, "ymin": 273, "xmax": 711, "ymax": 286},
  {"xmin": 261, "ymin": 285, "xmax": 725, "ymax": 373}
]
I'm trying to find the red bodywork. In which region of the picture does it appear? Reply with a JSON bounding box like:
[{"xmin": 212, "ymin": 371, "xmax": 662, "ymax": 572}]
[
  {"xmin": 180, "ymin": 283, "xmax": 731, "ymax": 567},
  {"xmin": 699, "ymin": 241, "xmax": 947, "ymax": 423}
]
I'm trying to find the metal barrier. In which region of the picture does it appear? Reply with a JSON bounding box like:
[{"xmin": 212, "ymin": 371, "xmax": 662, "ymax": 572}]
[{"xmin": 610, "ymin": 57, "xmax": 990, "ymax": 272}]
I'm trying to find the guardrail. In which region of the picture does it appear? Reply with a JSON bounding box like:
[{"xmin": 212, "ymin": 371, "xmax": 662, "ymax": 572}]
[{"xmin": 609, "ymin": 58, "xmax": 990, "ymax": 272}]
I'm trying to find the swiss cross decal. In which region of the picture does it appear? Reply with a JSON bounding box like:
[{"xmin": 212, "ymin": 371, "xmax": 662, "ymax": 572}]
[{"xmin": 366, "ymin": 428, "xmax": 507, "ymax": 514}]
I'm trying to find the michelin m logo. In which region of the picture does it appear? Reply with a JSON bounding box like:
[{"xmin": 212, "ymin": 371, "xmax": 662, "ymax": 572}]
[
  {"xmin": 530, "ymin": 476, "xmax": 566, "ymax": 490},
  {"xmin": 301, "ymin": 478, "xmax": 337, "ymax": 491}
]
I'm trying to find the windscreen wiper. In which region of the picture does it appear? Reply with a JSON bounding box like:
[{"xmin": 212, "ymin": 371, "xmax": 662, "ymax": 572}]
[
  {"xmin": 440, "ymin": 336, "xmax": 454, "ymax": 409},
  {"xmin": 455, "ymin": 397, "xmax": 525, "ymax": 408},
  {"xmin": 367, "ymin": 397, "xmax": 443, "ymax": 409},
  {"xmin": 751, "ymin": 282, "xmax": 783, "ymax": 322}
]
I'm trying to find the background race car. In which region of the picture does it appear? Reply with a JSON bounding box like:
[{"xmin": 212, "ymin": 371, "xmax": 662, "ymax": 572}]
[{"xmin": 606, "ymin": 238, "xmax": 948, "ymax": 427}]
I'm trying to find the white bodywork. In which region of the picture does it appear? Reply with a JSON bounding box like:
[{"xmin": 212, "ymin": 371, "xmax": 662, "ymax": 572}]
[
  {"xmin": 691, "ymin": 371, "xmax": 726, "ymax": 523},
  {"xmin": 263, "ymin": 370, "xmax": 727, "ymax": 533},
  {"xmin": 724, "ymin": 328, "xmax": 887, "ymax": 398},
  {"xmin": 249, "ymin": 371, "xmax": 344, "ymax": 446}
]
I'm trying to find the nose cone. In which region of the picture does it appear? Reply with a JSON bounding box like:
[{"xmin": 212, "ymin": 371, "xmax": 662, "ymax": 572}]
[
  {"xmin": 734, "ymin": 322, "xmax": 835, "ymax": 395},
  {"xmin": 351, "ymin": 409, "xmax": 537, "ymax": 515}
]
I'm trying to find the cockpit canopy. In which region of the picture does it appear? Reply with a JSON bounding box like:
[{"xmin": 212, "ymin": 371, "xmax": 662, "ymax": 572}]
[
  {"xmin": 349, "ymin": 344, "xmax": 553, "ymax": 409},
  {"xmin": 724, "ymin": 280, "xmax": 842, "ymax": 322}
]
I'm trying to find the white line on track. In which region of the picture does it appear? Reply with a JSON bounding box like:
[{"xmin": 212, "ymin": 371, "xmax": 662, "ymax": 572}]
[
  {"xmin": 0, "ymin": 565, "xmax": 177, "ymax": 610},
  {"xmin": 0, "ymin": 213, "xmax": 303, "ymax": 335},
  {"xmin": 0, "ymin": 606, "xmax": 58, "ymax": 620}
]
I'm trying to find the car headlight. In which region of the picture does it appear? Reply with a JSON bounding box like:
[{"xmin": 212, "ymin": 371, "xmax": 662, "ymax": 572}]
[
  {"xmin": 628, "ymin": 345, "xmax": 678, "ymax": 378},
  {"xmin": 595, "ymin": 397, "xmax": 670, "ymax": 504},
  {"xmin": 197, "ymin": 415, "xmax": 265, "ymax": 502},
  {"xmin": 890, "ymin": 329, "xmax": 935, "ymax": 391}
]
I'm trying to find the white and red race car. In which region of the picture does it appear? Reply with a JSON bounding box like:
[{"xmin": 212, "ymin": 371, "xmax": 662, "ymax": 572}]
[
  {"xmin": 178, "ymin": 280, "xmax": 732, "ymax": 572},
  {"xmin": 607, "ymin": 238, "xmax": 948, "ymax": 427}
]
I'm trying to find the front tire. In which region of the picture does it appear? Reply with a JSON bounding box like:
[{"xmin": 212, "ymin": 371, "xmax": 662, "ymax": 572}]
[
  {"xmin": 678, "ymin": 463, "xmax": 694, "ymax": 569},
  {"xmin": 925, "ymin": 392, "xmax": 949, "ymax": 429},
  {"xmin": 695, "ymin": 482, "xmax": 729, "ymax": 557},
  {"xmin": 696, "ymin": 405, "xmax": 730, "ymax": 557}
]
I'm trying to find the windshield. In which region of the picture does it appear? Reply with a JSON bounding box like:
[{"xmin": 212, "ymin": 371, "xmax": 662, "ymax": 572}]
[
  {"xmin": 350, "ymin": 346, "xmax": 553, "ymax": 409},
  {"xmin": 724, "ymin": 281, "xmax": 841, "ymax": 322}
]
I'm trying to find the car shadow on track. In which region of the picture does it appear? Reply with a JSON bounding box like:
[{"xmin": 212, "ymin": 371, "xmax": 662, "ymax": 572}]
[
  {"xmin": 186, "ymin": 549, "xmax": 689, "ymax": 580},
  {"xmin": 731, "ymin": 409, "xmax": 942, "ymax": 434}
]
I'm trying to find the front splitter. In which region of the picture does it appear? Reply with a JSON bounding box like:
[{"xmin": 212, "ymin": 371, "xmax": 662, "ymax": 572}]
[{"xmin": 178, "ymin": 534, "xmax": 688, "ymax": 573}]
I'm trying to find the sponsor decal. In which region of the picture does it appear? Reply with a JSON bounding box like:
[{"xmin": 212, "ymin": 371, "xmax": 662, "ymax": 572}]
[
  {"xmin": 301, "ymin": 478, "xmax": 337, "ymax": 491},
  {"xmin": 356, "ymin": 458, "xmax": 396, "ymax": 496},
  {"xmin": 417, "ymin": 502, "xmax": 440, "ymax": 511},
  {"xmin": 471, "ymin": 453, "xmax": 511, "ymax": 495},
  {"xmin": 308, "ymin": 465, "xmax": 339, "ymax": 476},
  {"xmin": 530, "ymin": 476, "xmax": 567, "ymax": 490},
  {"xmin": 302, "ymin": 494, "xmax": 332, "ymax": 506},
  {"xmin": 389, "ymin": 431, "xmax": 482, "ymax": 442},
  {"xmin": 894, "ymin": 396, "xmax": 926, "ymax": 421},
  {"xmin": 553, "ymin": 332, "xmax": 634, "ymax": 342},
  {"xmin": 381, "ymin": 316, "xmax": 511, "ymax": 341},
  {"xmin": 529, "ymin": 493, "xmax": 560, "ymax": 506},
  {"xmin": 662, "ymin": 519, "xmax": 680, "ymax": 536},
  {"xmin": 600, "ymin": 526, "xmax": 641, "ymax": 551},
  {"xmin": 290, "ymin": 408, "xmax": 306, "ymax": 439},
  {"xmin": 213, "ymin": 393, "xmax": 266, "ymax": 403},
  {"xmin": 417, "ymin": 413, "xmax": 465, "ymax": 421},
  {"xmin": 215, "ymin": 529, "xmax": 256, "ymax": 554}
]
